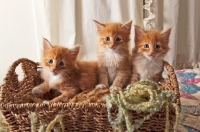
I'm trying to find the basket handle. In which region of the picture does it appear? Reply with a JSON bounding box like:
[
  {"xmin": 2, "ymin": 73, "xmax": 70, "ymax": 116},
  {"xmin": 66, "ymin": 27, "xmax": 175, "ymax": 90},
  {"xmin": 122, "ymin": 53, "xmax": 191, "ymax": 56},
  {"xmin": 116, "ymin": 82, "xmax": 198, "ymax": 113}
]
[
  {"xmin": 0, "ymin": 58, "xmax": 39, "ymax": 103},
  {"xmin": 5, "ymin": 58, "xmax": 39, "ymax": 81},
  {"xmin": 163, "ymin": 60, "xmax": 181, "ymax": 106}
]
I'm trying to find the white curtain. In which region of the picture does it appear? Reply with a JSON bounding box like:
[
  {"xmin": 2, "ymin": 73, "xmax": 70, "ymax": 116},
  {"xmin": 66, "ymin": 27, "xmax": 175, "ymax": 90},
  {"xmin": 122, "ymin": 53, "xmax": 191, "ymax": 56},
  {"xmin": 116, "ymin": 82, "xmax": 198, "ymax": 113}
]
[
  {"xmin": 33, "ymin": 0, "xmax": 200, "ymax": 69},
  {"xmin": 0, "ymin": 0, "xmax": 199, "ymax": 83},
  {"xmin": 144, "ymin": 0, "xmax": 200, "ymax": 69},
  {"xmin": 33, "ymin": 0, "xmax": 143, "ymax": 61}
]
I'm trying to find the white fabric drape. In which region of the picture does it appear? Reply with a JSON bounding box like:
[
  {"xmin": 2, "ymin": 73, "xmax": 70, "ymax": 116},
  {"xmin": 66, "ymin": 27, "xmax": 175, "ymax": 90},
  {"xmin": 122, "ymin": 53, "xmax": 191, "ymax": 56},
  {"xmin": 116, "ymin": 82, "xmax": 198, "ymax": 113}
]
[
  {"xmin": 33, "ymin": 0, "xmax": 143, "ymax": 60},
  {"xmin": 144, "ymin": 0, "xmax": 200, "ymax": 69},
  {"xmin": 34, "ymin": 0, "xmax": 200, "ymax": 69},
  {"xmin": 1, "ymin": 0, "xmax": 200, "ymax": 83}
]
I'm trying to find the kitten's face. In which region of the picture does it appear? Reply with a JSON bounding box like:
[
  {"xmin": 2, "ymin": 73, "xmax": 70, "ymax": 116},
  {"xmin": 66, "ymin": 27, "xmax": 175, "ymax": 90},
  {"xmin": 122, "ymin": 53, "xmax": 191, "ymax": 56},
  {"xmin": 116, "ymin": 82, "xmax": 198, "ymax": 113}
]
[
  {"xmin": 134, "ymin": 26, "xmax": 172, "ymax": 60},
  {"xmin": 41, "ymin": 39, "xmax": 80, "ymax": 75},
  {"xmin": 94, "ymin": 20, "xmax": 132, "ymax": 51}
]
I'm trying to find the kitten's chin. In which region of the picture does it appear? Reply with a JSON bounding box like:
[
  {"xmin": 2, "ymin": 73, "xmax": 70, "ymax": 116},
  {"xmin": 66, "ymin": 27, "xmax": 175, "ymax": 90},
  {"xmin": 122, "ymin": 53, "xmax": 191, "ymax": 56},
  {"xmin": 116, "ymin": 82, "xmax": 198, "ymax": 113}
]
[
  {"xmin": 145, "ymin": 55, "xmax": 164, "ymax": 60},
  {"xmin": 105, "ymin": 46, "xmax": 116, "ymax": 50},
  {"xmin": 109, "ymin": 47, "xmax": 116, "ymax": 50},
  {"xmin": 51, "ymin": 71, "xmax": 58, "ymax": 75},
  {"xmin": 144, "ymin": 54, "xmax": 154, "ymax": 60},
  {"xmin": 146, "ymin": 56, "xmax": 153, "ymax": 60}
]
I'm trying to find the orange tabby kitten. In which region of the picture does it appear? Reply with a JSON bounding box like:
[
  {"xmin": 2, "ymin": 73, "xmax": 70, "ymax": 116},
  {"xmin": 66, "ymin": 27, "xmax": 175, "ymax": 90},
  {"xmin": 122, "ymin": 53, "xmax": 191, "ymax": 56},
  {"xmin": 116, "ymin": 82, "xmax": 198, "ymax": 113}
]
[
  {"xmin": 32, "ymin": 38, "xmax": 98, "ymax": 103},
  {"xmin": 131, "ymin": 25, "xmax": 172, "ymax": 83},
  {"xmin": 93, "ymin": 20, "xmax": 132, "ymax": 88}
]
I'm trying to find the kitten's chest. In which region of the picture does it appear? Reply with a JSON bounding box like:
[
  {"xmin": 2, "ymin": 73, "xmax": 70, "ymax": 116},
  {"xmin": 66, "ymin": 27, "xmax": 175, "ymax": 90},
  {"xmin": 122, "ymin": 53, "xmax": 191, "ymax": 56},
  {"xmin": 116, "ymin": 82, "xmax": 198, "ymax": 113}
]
[
  {"xmin": 49, "ymin": 73, "xmax": 62, "ymax": 87},
  {"xmin": 42, "ymin": 69, "xmax": 63, "ymax": 88},
  {"xmin": 107, "ymin": 67, "xmax": 117, "ymax": 85},
  {"xmin": 99, "ymin": 48, "xmax": 123, "ymax": 67},
  {"xmin": 42, "ymin": 69, "xmax": 59, "ymax": 79},
  {"xmin": 49, "ymin": 73, "xmax": 60, "ymax": 82},
  {"xmin": 136, "ymin": 58, "xmax": 163, "ymax": 80}
]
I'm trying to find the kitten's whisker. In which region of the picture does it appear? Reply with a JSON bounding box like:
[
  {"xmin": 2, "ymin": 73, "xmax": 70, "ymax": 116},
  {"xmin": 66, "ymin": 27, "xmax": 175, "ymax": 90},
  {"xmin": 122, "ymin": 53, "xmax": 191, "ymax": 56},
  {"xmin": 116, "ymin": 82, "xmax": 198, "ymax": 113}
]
[
  {"xmin": 66, "ymin": 74, "xmax": 70, "ymax": 80},
  {"xmin": 63, "ymin": 73, "xmax": 70, "ymax": 80}
]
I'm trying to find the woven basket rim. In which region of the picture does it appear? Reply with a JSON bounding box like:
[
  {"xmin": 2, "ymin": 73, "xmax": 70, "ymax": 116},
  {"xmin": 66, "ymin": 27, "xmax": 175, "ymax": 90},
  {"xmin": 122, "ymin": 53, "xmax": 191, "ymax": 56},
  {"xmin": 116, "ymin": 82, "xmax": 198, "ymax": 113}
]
[
  {"xmin": 0, "ymin": 58, "xmax": 181, "ymax": 132},
  {"xmin": 0, "ymin": 102, "xmax": 107, "ymax": 108},
  {"xmin": 0, "ymin": 58, "xmax": 180, "ymax": 106}
]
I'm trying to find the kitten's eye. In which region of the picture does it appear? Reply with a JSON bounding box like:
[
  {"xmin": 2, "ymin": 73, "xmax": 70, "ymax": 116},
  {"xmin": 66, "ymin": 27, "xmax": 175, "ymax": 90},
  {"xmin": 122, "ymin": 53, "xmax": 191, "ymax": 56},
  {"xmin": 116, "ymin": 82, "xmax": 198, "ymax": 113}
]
[
  {"xmin": 155, "ymin": 44, "xmax": 161, "ymax": 49},
  {"xmin": 59, "ymin": 61, "xmax": 64, "ymax": 66},
  {"xmin": 48, "ymin": 59, "xmax": 53, "ymax": 64},
  {"xmin": 115, "ymin": 37, "xmax": 121, "ymax": 42},
  {"xmin": 105, "ymin": 37, "xmax": 110, "ymax": 41},
  {"xmin": 144, "ymin": 44, "xmax": 149, "ymax": 48}
]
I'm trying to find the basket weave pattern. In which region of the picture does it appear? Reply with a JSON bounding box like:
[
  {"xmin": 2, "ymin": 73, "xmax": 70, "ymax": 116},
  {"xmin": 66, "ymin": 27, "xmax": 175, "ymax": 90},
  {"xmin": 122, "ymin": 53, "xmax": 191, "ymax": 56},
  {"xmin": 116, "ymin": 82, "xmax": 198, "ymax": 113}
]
[{"xmin": 0, "ymin": 58, "xmax": 180, "ymax": 132}]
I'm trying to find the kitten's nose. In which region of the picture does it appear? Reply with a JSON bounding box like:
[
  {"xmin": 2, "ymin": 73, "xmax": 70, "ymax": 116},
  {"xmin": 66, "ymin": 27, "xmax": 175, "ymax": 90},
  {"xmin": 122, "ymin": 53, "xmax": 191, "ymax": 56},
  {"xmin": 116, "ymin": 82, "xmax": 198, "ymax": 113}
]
[
  {"xmin": 149, "ymin": 51, "xmax": 155, "ymax": 56},
  {"xmin": 110, "ymin": 44, "xmax": 115, "ymax": 48},
  {"xmin": 52, "ymin": 68, "xmax": 56, "ymax": 72}
]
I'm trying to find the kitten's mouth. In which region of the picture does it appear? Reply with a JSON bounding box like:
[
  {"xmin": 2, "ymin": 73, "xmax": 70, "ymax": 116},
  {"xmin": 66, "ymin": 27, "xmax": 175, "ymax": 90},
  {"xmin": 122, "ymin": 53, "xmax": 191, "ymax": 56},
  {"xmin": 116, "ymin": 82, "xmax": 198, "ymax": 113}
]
[
  {"xmin": 148, "ymin": 54, "xmax": 155, "ymax": 58},
  {"xmin": 106, "ymin": 45, "xmax": 116, "ymax": 50},
  {"xmin": 145, "ymin": 54, "xmax": 155, "ymax": 60},
  {"xmin": 109, "ymin": 46, "xmax": 116, "ymax": 49},
  {"xmin": 149, "ymin": 55, "xmax": 154, "ymax": 57},
  {"xmin": 52, "ymin": 71, "xmax": 57, "ymax": 75}
]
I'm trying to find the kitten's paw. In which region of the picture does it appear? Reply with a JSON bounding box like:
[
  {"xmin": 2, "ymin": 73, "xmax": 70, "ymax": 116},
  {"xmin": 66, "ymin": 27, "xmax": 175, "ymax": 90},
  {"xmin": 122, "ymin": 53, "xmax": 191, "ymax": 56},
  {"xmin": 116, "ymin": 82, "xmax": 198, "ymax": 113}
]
[
  {"xmin": 42, "ymin": 100, "xmax": 50, "ymax": 104},
  {"xmin": 110, "ymin": 85, "xmax": 121, "ymax": 88},
  {"xmin": 96, "ymin": 84, "xmax": 107, "ymax": 89},
  {"xmin": 110, "ymin": 85, "xmax": 122, "ymax": 90},
  {"xmin": 32, "ymin": 87, "xmax": 43, "ymax": 94},
  {"xmin": 62, "ymin": 98, "xmax": 68, "ymax": 103}
]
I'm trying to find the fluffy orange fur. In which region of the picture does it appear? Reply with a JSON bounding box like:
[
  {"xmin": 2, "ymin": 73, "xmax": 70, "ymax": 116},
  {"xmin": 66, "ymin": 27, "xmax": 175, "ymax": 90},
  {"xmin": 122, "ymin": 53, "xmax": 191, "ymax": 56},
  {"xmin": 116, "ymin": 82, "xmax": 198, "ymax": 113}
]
[
  {"xmin": 131, "ymin": 25, "xmax": 172, "ymax": 83},
  {"xmin": 93, "ymin": 20, "xmax": 132, "ymax": 88},
  {"xmin": 32, "ymin": 38, "xmax": 98, "ymax": 103}
]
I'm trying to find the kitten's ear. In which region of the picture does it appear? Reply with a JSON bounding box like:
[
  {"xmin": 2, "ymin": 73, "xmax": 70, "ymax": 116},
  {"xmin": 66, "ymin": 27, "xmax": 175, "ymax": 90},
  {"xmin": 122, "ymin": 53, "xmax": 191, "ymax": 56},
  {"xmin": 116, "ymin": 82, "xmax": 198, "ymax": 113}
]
[
  {"xmin": 43, "ymin": 38, "xmax": 53, "ymax": 50},
  {"xmin": 121, "ymin": 20, "xmax": 132, "ymax": 32},
  {"xmin": 161, "ymin": 27, "xmax": 172, "ymax": 42},
  {"xmin": 69, "ymin": 45, "xmax": 80, "ymax": 60},
  {"xmin": 134, "ymin": 25, "xmax": 144, "ymax": 42},
  {"xmin": 93, "ymin": 20, "xmax": 105, "ymax": 32},
  {"xmin": 134, "ymin": 25, "xmax": 144, "ymax": 37}
]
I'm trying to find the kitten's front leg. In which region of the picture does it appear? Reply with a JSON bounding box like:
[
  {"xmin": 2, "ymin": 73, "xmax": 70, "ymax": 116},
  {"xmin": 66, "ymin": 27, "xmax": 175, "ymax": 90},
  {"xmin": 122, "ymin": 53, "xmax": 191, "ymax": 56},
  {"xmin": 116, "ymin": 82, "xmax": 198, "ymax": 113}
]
[
  {"xmin": 152, "ymin": 71, "xmax": 164, "ymax": 84},
  {"xmin": 112, "ymin": 68, "xmax": 131, "ymax": 88},
  {"xmin": 32, "ymin": 81, "xmax": 50, "ymax": 94},
  {"xmin": 130, "ymin": 66, "xmax": 140, "ymax": 84},
  {"xmin": 96, "ymin": 66, "xmax": 109, "ymax": 88},
  {"xmin": 130, "ymin": 73, "xmax": 140, "ymax": 84},
  {"xmin": 49, "ymin": 87, "xmax": 79, "ymax": 103}
]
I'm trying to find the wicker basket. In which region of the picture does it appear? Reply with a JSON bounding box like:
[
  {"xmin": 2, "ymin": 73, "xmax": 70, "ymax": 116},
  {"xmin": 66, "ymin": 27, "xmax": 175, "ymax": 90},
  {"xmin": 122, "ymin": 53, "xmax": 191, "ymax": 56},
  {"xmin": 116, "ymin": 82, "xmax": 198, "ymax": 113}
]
[{"xmin": 0, "ymin": 58, "xmax": 180, "ymax": 132}]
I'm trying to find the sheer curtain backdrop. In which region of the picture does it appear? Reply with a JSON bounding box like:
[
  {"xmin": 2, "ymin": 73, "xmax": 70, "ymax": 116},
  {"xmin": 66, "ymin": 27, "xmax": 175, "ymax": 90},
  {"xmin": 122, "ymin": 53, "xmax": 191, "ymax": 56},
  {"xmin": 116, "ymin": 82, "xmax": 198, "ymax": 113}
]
[
  {"xmin": 0, "ymin": 0, "xmax": 143, "ymax": 83},
  {"xmin": 33, "ymin": 0, "xmax": 143, "ymax": 60},
  {"xmin": 144, "ymin": 0, "xmax": 200, "ymax": 69},
  {"xmin": 34, "ymin": 0, "xmax": 200, "ymax": 69},
  {"xmin": 0, "ymin": 0, "xmax": 200, "ymax": 83}
]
